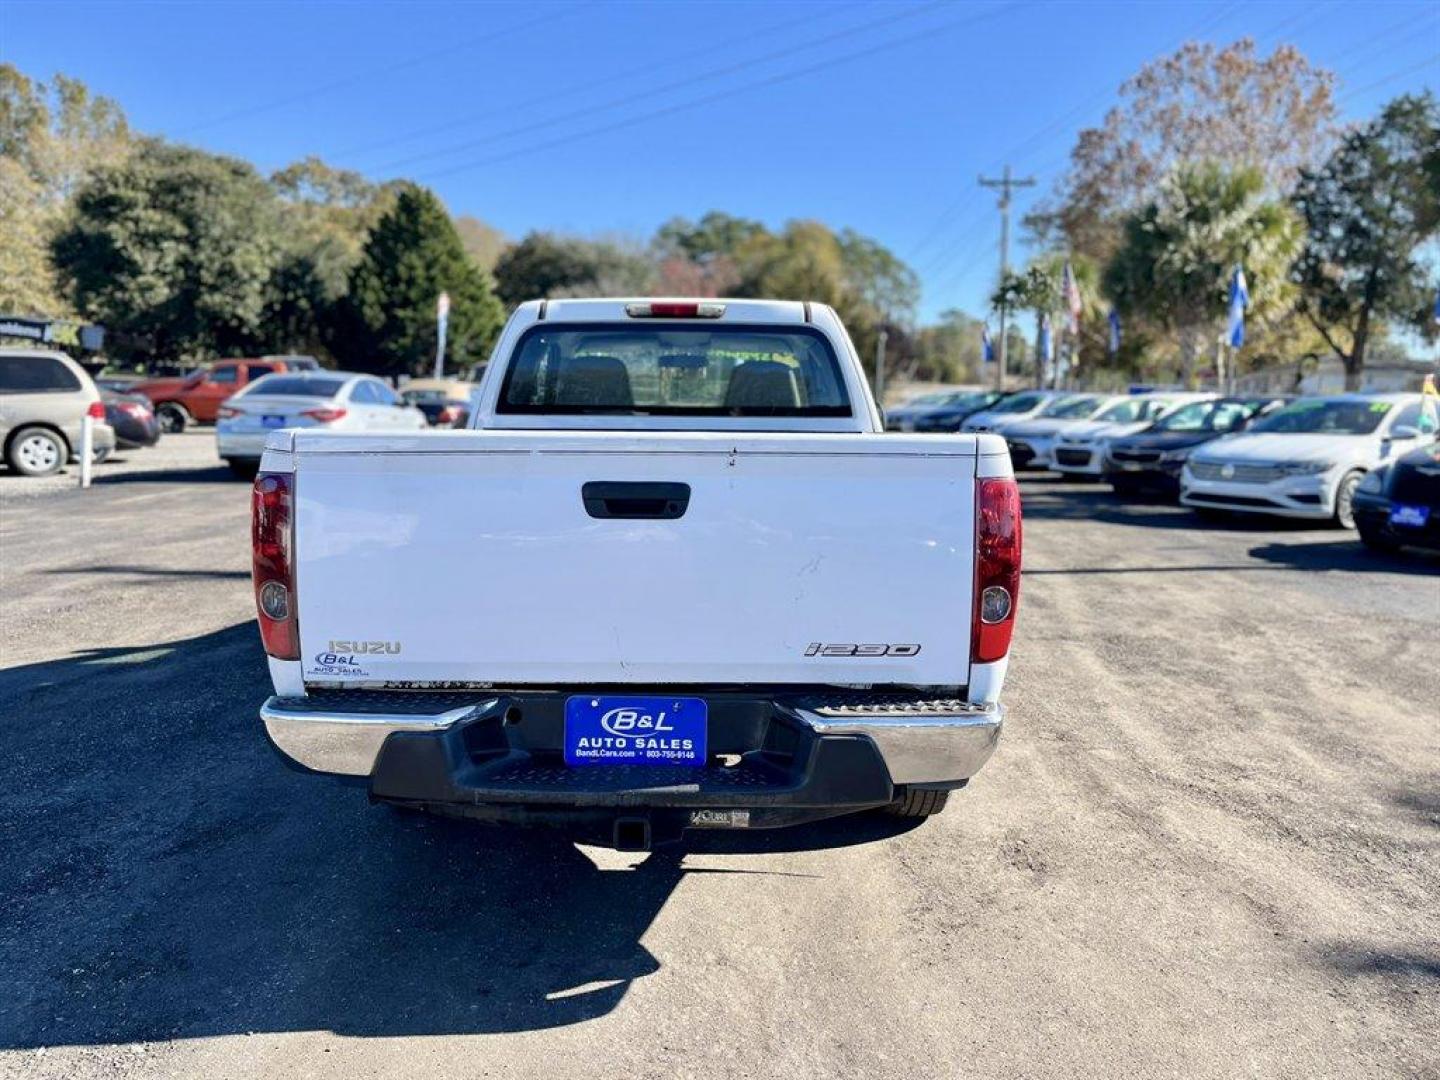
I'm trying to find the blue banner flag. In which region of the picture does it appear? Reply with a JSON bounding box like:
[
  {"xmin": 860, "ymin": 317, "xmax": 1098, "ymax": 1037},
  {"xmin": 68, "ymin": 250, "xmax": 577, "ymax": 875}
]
[
  {"xmin": 1433, "ymin": 284, "xmax": 1439, "ymax": 326},
  {"xmin": 1036, "ymin": 313, "xmax": 1052, "ymax": 375},
  {"xmin": 1227, "ymin": 266, "xmax": 1249, "ymax": 348},
  {"xmin": 1107, "ymin": 309, "xmax": 1121, "ymax": 356},
  {"xmin": 982, "ymin": 324, "xmax": 995, "ymax": 364}
]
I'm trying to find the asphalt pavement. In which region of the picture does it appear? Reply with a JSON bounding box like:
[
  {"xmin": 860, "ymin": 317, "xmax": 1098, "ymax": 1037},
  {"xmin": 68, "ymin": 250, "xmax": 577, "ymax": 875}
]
[{"xmin": 1, "ymin": 433, "xmax": 1437, "ymax": 1080}]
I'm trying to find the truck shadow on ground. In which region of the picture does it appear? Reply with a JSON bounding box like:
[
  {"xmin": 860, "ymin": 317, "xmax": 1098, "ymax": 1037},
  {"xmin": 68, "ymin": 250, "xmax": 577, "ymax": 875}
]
[{"xmin": 0, "ymin": 623, "xmax": 915, "ymax": 1048}]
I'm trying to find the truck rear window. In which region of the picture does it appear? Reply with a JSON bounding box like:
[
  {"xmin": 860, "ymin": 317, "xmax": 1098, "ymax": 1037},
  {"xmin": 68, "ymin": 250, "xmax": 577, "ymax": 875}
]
[{"xmin": 498, "ymin": 324, "xmax": 852, "ymax": 416}]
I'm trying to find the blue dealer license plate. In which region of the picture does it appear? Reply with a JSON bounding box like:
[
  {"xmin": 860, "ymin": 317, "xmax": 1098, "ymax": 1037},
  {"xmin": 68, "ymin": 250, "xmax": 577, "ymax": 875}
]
[
  {"xmin": 262, "ymin": 414, "xmax": 287, "ymax": 428},
  {"xmin": 1389, "ymin": 504, "xmax": 1430, "ymax": 528},
  {"xmin": 564, "ymin": 695, "xmax": 707, "ymax": 767}
]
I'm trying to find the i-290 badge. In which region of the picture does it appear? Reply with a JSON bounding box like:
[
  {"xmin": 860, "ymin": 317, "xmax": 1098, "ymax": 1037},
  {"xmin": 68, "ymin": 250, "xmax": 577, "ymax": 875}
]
[{"xmin": 563, "ymin": 696, "xmax": 708, "ymax": 767}]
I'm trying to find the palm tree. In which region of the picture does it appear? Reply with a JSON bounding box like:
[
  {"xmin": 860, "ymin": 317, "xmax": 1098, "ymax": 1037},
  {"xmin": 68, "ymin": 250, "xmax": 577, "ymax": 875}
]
[{"xmin": 1103, "ymin": 163, "xmax": 1301, "ymax": 387}]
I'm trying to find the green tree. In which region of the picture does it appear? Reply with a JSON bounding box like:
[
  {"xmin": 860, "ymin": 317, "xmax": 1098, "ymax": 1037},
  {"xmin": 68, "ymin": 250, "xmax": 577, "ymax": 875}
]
[
  {"xmin": 995, "ymin": 253, "xmax": 1105, "ymax": 384},
  {"xmin": 267, "ymin": 157, "xmax": 405, "ymax": 357},
  {"xmin": 343, "ymin": 184, "xmax": 503, "ymax": 376},
  {"xmin": 491, "ymin": 232, "xmax": 654, "ymax": 307},
  {"xmin": 909, "ymin": 308, "xmax": 989, "ymax": 384},
  {"xmin": 1291, "ymin": 92, "xmax": 1440, "ymax": 390},
  {"xmin": 0, "ymin": 65, "xmax": 130, "ymax": 317},
  {"xmin": 453, "ymin": 215, "xmax": 507, "ymax": 276},
  {"xmin": 837, "ymin": 228, "xmax": 920, "ymax": 326},
  {"xmin": 1030, "ymin": 40, "xmax": 1336, "ymax": 263},
  {"xmin": 50, "ymin": 139, "xmax": 284, "ymax": 364},
  {"xmin": 654, "ymin": 211, "xmax": 766, "ymax": 264},
  {"xmin": 270, "ymin": 157, "xmax": 401, "ymax": 299},
  {"xmin": 1104, "ymin": 163, "xmax": 1302, "ymax": 386}
]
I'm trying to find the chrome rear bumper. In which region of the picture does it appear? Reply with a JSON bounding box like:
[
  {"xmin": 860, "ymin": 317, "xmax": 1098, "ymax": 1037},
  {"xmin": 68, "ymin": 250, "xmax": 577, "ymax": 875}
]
[{"xmin": 261, "ymin": 692, "xmax": 1003, "ymax": 786}]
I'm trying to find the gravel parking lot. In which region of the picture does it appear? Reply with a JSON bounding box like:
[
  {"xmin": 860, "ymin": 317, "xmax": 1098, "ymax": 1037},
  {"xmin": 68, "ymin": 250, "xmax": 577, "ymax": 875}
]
[
  {"xmin": 0, "ymin": 429, "xmax": 225, "ymax": 503},
  {"xmin": 1, "ymin": 434, "xmax": 1436, "ymax": 1080}
]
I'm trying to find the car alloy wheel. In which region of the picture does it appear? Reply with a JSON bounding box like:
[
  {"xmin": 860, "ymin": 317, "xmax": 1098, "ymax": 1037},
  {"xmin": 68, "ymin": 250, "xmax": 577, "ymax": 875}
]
[{"xmin": 1333, "ymin": 471, "xmax": 1361, "ymax": 530}]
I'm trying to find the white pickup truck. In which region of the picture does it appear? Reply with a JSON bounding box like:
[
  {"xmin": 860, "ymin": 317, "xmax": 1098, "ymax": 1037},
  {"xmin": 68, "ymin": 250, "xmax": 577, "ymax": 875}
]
[{"xmin": 252, "ymin": 299, "xmax": 1021, "ymax": 850}]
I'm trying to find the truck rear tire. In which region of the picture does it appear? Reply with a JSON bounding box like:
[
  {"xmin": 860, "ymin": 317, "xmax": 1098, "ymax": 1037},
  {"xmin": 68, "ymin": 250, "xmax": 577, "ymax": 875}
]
[{"xmin": 883, "ymin": 788, "xmax": 950, "ymax": 818}]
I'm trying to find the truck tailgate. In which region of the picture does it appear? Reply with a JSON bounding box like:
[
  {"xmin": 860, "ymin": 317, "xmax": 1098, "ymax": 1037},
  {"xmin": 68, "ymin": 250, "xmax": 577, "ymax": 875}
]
[{"xmin": 289, "ymin": 431, "xmax": 978, "ymax": 687}]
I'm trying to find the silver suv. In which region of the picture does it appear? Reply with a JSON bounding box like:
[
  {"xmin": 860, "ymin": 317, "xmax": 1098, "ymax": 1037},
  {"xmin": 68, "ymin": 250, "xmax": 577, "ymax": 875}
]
[{"xmin": 0, "ymin": 349, "xmax": 117, "ymax": 476}]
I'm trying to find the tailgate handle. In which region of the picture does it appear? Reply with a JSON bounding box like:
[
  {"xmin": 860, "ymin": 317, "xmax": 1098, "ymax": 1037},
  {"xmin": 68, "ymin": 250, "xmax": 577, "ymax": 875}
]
[{"xmin": 582, "ymin": 481, "xmax": 691, "ymax": 520}]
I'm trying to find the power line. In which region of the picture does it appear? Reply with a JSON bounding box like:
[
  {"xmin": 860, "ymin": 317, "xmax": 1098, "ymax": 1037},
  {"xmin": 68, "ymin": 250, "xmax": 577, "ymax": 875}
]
[
  {"xmin": 1337, "ymin": 51, "xmax": 1440, "ymax": 105},
  {"xmin": 915, "ymin": 0, "xmax": 1246, "ymax": 276},
  {"xmin": 913, "ymin": 0, "xmax": 1246, "ymax": 298},
  {"xmin": 172, "ymin": 7, "xmax": 573, "ymax": 138},
  {"xmin": 1324, "ymin": 7, "xmax": 1436, "ymax": 69},
  {"xmin": 328, "ymin": 2, "xmax": 863, "ymax": 163},
  {"xmin": 411, "ymin": 2, "xmax": 1026, "ymax": 182},
  {"xmin": 369, "ymin": 0, "xmax": 949, "ymax": 174}
]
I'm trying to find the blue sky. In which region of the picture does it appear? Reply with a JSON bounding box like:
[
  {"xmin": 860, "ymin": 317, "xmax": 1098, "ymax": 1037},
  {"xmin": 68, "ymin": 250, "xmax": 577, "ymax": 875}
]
[{"xmin": 3, "ymin": 0, "xmax": 1437, "ymax": 323}]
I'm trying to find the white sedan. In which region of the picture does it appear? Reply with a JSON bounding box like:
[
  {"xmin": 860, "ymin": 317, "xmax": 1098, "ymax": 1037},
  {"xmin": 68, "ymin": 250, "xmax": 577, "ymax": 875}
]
[
  {"xmin": 1180, "ymin": 393, "xmax": 1436, "ymax": 528},
  {"xmin": 1051, "ymin": 393, "xmax": 1215, "ymax": 476},
  {"xmin": 216, "ymin": 371, "xmax": 427, "ymax": 476}
]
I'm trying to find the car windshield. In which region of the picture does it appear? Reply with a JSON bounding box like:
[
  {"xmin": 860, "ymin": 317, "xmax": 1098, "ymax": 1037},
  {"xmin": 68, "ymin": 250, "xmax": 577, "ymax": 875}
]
[
  {"xmin": 1154, "ymin": 400, "xmax": 1256, "ymax": 432},
  {"xmin": 1039, "ymin": 395, "xmax": 1100, "ymax": 418},
  {"xmin": 1249, "ymin": 399, "xmax": 1391, "ymax": 435},
  {"xmin": 240, "ymin": 376, "xmax": 346, "ymax": 398},
  {"xmin": 906, "ymin": 392, "xmax": 953, "ymax": 407},
  {"xmin": 499, "ymin": 324, "xmax": 850, "ymax": 416},
  {"xmin": 990, "ymin": 393, "xmax": 1045, "ymax": 414},
  {"xmin": 1093, "ymin": 398, "xmax": 1166, "ymax": 423},
  {"xmin": 940, "ymin": 392, "xmax": 995, "ymax": 412},
  {"xmin": 402, "ymin": 389, "xmax": 456, "ymax": 404}
]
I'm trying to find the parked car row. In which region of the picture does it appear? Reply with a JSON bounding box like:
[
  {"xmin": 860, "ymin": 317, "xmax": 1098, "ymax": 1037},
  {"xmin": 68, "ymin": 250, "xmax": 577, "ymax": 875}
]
[
  {"xmin": 130, "ymin": 356, "xmax": 321, "ymax": 433},
  {"xmin": 884, "ymin": 385, "xmax": 1440, "ymax": 553},
  {"xmin": 2, "ymin": 346, "xmax": 485, "ymax": 478}
]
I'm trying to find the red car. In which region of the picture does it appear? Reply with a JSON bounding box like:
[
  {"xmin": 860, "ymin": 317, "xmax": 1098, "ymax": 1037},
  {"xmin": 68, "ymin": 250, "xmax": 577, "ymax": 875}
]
[{"xmin": 132, "ymin": 356, "xmax": 319, "ymax": 433}]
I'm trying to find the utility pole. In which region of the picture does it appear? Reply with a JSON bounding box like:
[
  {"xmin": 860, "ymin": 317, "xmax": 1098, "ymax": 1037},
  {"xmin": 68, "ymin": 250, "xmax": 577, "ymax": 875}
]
[{"xmin": 978, "ymin": 165, "xmax": 1035, "ymax": 391}]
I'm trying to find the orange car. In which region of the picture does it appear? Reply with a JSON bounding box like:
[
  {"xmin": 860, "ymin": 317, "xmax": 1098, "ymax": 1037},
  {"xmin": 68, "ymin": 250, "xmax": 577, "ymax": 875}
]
[{"xmin": 132, "ymin": 356, "xmax": 319, "ymax": 433}]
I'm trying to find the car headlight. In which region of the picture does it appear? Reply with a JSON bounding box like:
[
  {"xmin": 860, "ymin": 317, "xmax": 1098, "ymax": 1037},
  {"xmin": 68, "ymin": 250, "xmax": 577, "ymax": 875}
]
[
  {"xmin": 1280, "ymin": 460, "xmax": 1334, "ymax": 476},
  {"xmin": 1357, "ymin": 469, "xmax": 1386, "ymax": 494},
  {"xmin": 1160, "ymin": 447, "xmax": 1191, "ymax": 462}
]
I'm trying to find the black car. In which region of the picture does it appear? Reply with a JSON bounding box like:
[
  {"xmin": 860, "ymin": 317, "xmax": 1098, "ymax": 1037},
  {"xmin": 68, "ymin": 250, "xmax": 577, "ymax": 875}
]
[
  {"xmin": 1352, "ymin": 441, "xmax": 1440, "ymax": 553},
  {"xmin": 1103, "ymin": 396, "xmax": 1288, "ymax": 497},
  {"xmin": 910, "ymin": 390, "xmax": 1007, "ymax": 432},
  {"xmin": 102, "ymin": 390, "xmax": 161, "ymax": 449}
]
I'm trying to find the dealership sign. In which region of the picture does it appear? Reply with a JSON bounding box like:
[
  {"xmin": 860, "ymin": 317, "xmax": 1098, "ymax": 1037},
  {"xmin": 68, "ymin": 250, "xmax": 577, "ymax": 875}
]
[{"xmin": 0, "ymin": 317, "xmax": 105, "ymax": 350}]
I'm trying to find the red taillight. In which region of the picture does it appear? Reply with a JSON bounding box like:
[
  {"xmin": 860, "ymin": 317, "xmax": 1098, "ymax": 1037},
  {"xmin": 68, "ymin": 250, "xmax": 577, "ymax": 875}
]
[
  {"xmin": 972, "ymin": 476, "xmax": 1022, "ymax": 663},
  {"xmin": 625, "ymin": 301, "xmax": 725, "ymax": 319},
  {"xmin": 252, "ymin": 471, "xmax": 299, "ymax": 660},
  {"xmin": 437, "ymin": 405, "xmax": 460, "ymax": 425},
  {"xmin": 300, "ymin": 407, "xmax": 347, "ymax": 423},
  {"xmin": 87, "ymin": 400, "xmax": 106, "ymax": 419}
]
